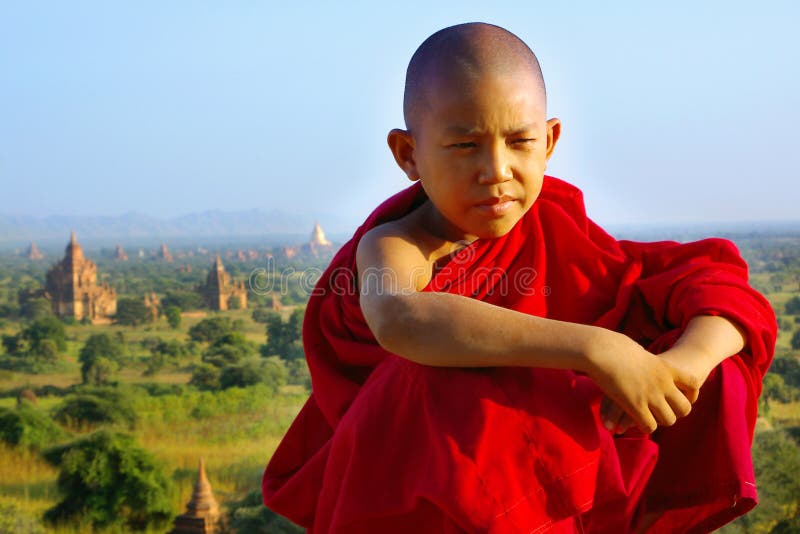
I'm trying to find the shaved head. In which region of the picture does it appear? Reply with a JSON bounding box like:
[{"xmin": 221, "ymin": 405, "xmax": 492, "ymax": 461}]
[{"xmin": 403, "ymin": 23, "xmax": 546, "ymax": 132}]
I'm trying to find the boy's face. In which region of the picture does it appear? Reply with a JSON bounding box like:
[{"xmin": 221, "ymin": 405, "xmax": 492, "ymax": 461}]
[{"xmin": 390, "ymin": 69, "xmax": 560, "ymax": 243}]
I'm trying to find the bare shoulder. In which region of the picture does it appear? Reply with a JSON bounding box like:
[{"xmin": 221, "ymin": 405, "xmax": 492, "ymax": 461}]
[{"xmin": 356, "ymin": 213, "xmax": 431, "ymax": 294}]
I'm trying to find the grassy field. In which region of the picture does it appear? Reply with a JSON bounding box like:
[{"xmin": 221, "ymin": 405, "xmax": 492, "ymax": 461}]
[{"xmin": 0, "ymin": 309, "xmax": 307, "ymax": 533}]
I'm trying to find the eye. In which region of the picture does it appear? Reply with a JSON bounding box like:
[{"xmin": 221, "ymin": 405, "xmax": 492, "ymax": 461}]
[
  {"xmin": 511, "ymin": 138, "xmax": 536, "ymax": 146},
  {"xmin": 448, "ymin": 142, "xmax": 477, "ymax": 149}
]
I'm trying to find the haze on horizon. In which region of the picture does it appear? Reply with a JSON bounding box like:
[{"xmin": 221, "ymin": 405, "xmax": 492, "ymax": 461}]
[{"xmin": 1, "ymin": 1, "xmax": 797, "ymax": 229}]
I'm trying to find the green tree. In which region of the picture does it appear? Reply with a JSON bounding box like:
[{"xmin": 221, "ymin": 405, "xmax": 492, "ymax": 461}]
[
  {"xmin": 114, "ymin": 298, "xmax": 153, "ymax": 326},
  {"xmin": 737, "ymin": 430, "xmax": 800, "ymax": 530},
  {"xmin": 0, "ymin": 406, "xmax": 68, "ymax": 450},
  {"xmin": 791, "ymin": 329, "xmax": 800, "ymax": 351},
  {"xmin": 189, "ymin": 363, "xmax": 221, "ymax": 391},
  {"xmin": 22, "ymin": 317, "xmax": 67, "ymax": 352},
  {"xmin": 43, "ymin": 430, "xmax": 174, "ymax": 530},
  {"xmin": 786, "ymin": 296, "xmax": 800, "ymax": 315},
  {"xmin": 762, "ymin": 373, "xmax": 791, "ymax": 403},
  {"xmin": 164, "ymin": 305, "xmax": 182, "ymax": 329},
  {"xmin": 219, "ymin": 357, "xmax": 287, "ymax": 392},
  {"xmin": 262, "ymin": 308, "xmax": 305, "ymax": 360},
  {"xmin": 79, "ymin": 334, "xmax": 124, "ymax": 384},
  {"xmin": 227, "ymin": 489, "xmax": 303, "ymax": 533},
  {"xmin": 202, "ymin": 332, "xmax": 254, "ymax": 368},
  {"xmin": 53, "ymin": 389, "xmax": 136, "ymax": 429},
  {"xmin": 189, "ymin": 316, "xmax": 237, "ymax": 344},
  {"xmin": 161, "ymin": 290, "xmax": 204, "ymax": 311}
]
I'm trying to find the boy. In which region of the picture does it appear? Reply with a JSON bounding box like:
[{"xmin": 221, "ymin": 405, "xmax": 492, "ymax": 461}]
[{"xmin": 263, "ymin": 23, "xmax": 776, "ymax": 533}]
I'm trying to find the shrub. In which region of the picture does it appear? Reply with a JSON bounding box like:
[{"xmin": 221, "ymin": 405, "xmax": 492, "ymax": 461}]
[
  {"xmin": 53, "ymin": 389, "xmax": 136, "ymax": 429},
  {"xmin": 0, "ymin": 406, "xmax": 68, "ymax": 450},
  {"xmin": 190, "ymin": 363, "xmax": 221, "ymax": 391},
  {"xmin": 786, "ymin": 296, "xmax": 800, "ymax": 315},
  {"xmin": 0, "ymin": 501, "xmax": 45, "ymax": 534},
  {"xmin": 79, "ymin": 334, "xmax": 125, "ymax": 384},
  {"xmin": 227, "ymin": 490, "xmax": 304, "ymax": 533},
  {"xmin": 114, "ymin": 298, "xmax": 154, "ymax": 326},
  {"xmin": 164, "ymin": 305, "xmax": 182, "ymax": 329},
  {"xmin": 219, "ymin": 357, "xmax": 287, "ymax": 392},
  {"xmin": 189, "ymin": 316, "xmax": 241, "ymax": 344},
  {"xmin": 43, "ymin": 430, "xmax": 174, "ymax": 530}
]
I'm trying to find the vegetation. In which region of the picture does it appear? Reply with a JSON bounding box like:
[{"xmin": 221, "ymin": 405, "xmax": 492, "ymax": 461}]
[
  {"xmin": 0, "ymin": 233, "xmax": 796, "ymax": 533},
  {"xmin": 43, "ymin": 429, "xmax": 174, "ymax": 530}
]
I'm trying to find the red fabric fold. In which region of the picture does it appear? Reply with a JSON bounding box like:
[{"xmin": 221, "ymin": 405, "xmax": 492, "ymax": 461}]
[{"xmin": 262, "ymin": 176, "xmax": 776, "ymax": 533}]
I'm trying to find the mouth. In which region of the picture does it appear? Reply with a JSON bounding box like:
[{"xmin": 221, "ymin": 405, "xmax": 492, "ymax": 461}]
[{"xmin": 474, "ymin": 195, "xmax": 516, "ymax": 216}]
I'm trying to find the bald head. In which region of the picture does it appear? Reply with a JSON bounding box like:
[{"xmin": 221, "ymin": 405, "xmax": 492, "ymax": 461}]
[{"xmin": 403, "ymin": 23, "xmax": 546, "ymax": 132}]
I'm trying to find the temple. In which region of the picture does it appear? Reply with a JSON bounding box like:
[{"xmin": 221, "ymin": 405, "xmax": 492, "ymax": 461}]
[
  {"xmin": 26, "ymin": 241, "xmax": 44, "ymax": 260},
  {"xmin": 170, "ymin": 459, "xmax": 225, "ymax": 534},
  {"xmin": 44, "ymin": 232, "xmax": 117, "ymax": 323},
  {"xmin": 199, "ymin": 254, "xmax": 247, "ymax": 310}
]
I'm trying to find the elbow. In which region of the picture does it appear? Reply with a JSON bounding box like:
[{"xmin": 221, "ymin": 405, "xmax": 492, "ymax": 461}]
[{"xmin": 364, "ymin": 295, "xmax": 415, "ymax": 355}]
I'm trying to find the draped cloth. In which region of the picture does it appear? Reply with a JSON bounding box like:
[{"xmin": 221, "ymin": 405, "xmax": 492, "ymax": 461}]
[{"xmin": 262, "ymin": 176, "xmax": 776, "ymax": 533}]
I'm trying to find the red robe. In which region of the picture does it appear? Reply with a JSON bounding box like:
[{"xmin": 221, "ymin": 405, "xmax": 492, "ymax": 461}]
[{"xmin": 262, "ymin": 176, "xmax": 776, "ymax": 533}]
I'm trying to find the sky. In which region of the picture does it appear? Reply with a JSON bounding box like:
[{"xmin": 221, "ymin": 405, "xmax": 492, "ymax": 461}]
[{"xmin": 1, "ymin": 1, "xmax": 798, "ymax": 229}]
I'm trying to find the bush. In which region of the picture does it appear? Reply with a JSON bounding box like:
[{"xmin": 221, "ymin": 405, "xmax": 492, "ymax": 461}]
[
  {"xmin": 227, "ymin": 490, "xmax": 304, "ymax": 533},
  {"xmin": 43, "ymin": 430, "xmax": 174, "ymax": 530},
  {"xmin": 189, "ymin": 316, "xmax": 239, "ymax": 344},
  {"xmin": 262, "ymin": 308, "xmax": 305, "ymax": 361},
  {"xmin": 786, "ymin": 296, "xmax": 800, "ymax": 315},
  {"xmin": 0, "ymin": 406, "xmax": 68, "ymax": 450},
  {"xmin": 161, "ymin": 290, "xmax": 204, "ymax": 312},
  {"xmin": 0, "ymin": 501, "xmax": 45, "ymax": 534},
  {"xmin": 792, "ymin": 329, "xmax": 800, "ymax": 351},
  {"xmin": 79, "ymin": 334, "xmax": 125, "ymax": 384},
  {"xmin": 53, "ymin": 389, "xmax": 137, "ymax": 429},
  {"xmin": 737, "ymin": 430, "xmax": 800, "ymax": 530},
  {"xmin": 164, "ymin": 305, "xmax": 181, "ymax": 329},
  {"xmin": 219, "ymin": 357, "xmax": 287, "ymax": 392},
  {"xmin": 114, "ymin": 298, "xmax": 154, "ymax": 326},
  {"xmin": 190, "ymin": 363, "xmax": 221, "ymax": 391}
]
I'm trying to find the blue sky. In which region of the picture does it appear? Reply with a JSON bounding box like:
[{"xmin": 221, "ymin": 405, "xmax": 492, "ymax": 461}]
[{"xmin": 1, "ymin": 1, "xmax": 797, "ymax": 229}]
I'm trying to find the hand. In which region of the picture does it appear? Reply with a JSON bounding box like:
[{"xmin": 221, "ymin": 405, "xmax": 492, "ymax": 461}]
[{"xmin": 586, "ymin": 330, "xmax": 696, "ymax": 434}]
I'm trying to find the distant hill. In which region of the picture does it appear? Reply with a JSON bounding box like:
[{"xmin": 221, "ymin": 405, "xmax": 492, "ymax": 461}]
[{"xmin": 0, "ymin": 209, "xmax": 361, "ymax": 248}]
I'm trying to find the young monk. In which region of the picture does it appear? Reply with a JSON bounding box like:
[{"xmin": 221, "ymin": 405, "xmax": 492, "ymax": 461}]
[{"xmin": 263, "ymin": 23, "xmax": 777, "ymax": 533}]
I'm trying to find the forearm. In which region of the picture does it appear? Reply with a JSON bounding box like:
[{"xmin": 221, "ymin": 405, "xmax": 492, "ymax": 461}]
[
  {"xmin": 372, "ymin": 291, "xmax": 603, "ymax": 371},
  {"xmin": 662, "ymin": 315, "xmax": 748, "ymax": 381}
]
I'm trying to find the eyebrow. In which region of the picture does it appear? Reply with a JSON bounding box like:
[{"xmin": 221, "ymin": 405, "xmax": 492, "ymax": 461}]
[{"xmin": 443, "ymin": 123, "xmax": 539, "ymax": 136}]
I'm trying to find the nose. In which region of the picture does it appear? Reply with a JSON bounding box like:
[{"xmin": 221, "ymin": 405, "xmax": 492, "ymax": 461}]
[{"xmin": 477, "ymin": 142, "xmax": 513, "ymax": 185}]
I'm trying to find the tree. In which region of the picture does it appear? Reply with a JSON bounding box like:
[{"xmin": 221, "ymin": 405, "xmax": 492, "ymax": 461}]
[
  {"xmin": 189, "ymin": 316, "xmax": 236, "ymax": 344},
  {"xmin": 79, "ymin": 334, "xmax": 124, "ymax": 384},
  {"xmin": 164, "ymin": 305, "xmax": 181, "ymax": 329},
  {"xmin": 114, "ymin": 298, "xmax": 153, "ymax": 326},
  {"xmin": 786, "ymin": 296, "xmax": 800, "ymax": 315},
  {"xmin": 22, "ymin": 317, "xmax": 67, "ymax": 352},
  {"xmin": 53, "ymin": 389, "xmax": 136, "ymax": 429},
  {"xmin": 762, "ymin": 373, "xmax": 791, "ymax": 403},
  {"xmin": 161, "ymin": 290, "xmax": 204, "ymax": 311},
  {"xmin": 227, "ymin": 489, "xmax": 303, "ymax": 533},
  {"xmin": 219, "ymin": 357, "xmax": 287, "ymax": 392},
  {"xmin": 43, "ymin": 430, "xmax": 174, "ymax": 530},
  {"xmin": 737, "ymin": 430, "xmax": 800, "ymax": 530},
  {"xmin": 262, "ymin": 308, "xmax": 305, "ymax": 360},
  {"xmin": 0, "ymin": 406, "xmax": 68, "ymax": 450},
  {"xmin": 791, "ymin": 329, "xmax": 800, "ymax": 350}
]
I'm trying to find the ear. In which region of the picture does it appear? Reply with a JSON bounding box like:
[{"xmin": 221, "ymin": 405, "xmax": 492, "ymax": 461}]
[
  {"xmin": 544, "ymin": 118, "xmax": 561, "ymax": 162},
  {"xmin": 387, "ymin": 129, "xmax": 420, "ymax": 181}
]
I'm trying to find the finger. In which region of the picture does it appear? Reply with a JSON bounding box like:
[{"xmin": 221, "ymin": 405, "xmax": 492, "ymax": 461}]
[
  {"xmin": 666, "ymin": 387, "xmax": 692, "ymax": 419},
  {"xmin": 633, "ymin": 409, "xmax": 658, "ymax": 434},
  {"xmin": 602, "ymin": 402, "xmax": 625, "ymax": 432},
  {"xmin": 616, "ymin": 414, "xmax": 636, "ymax": 434},
  {"xmin": 670, "ymin": 366, "xmax": 701, "ymax": 402},
  {"xmin": 650, "ymin": 399, "xmax": 678, "ymax": 428}
]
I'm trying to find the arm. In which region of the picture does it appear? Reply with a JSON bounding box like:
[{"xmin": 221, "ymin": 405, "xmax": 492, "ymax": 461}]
[
  {"xmin": 602, "ymin": 315, "xmax": 747, "ymax": 433},
  {"xmin": 659, "ymin": 314, "xmax": 747, "ymax": 391},
  {"xmin": 357, "ymin": 226, "xmax": 695, "ymax": 433}
]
